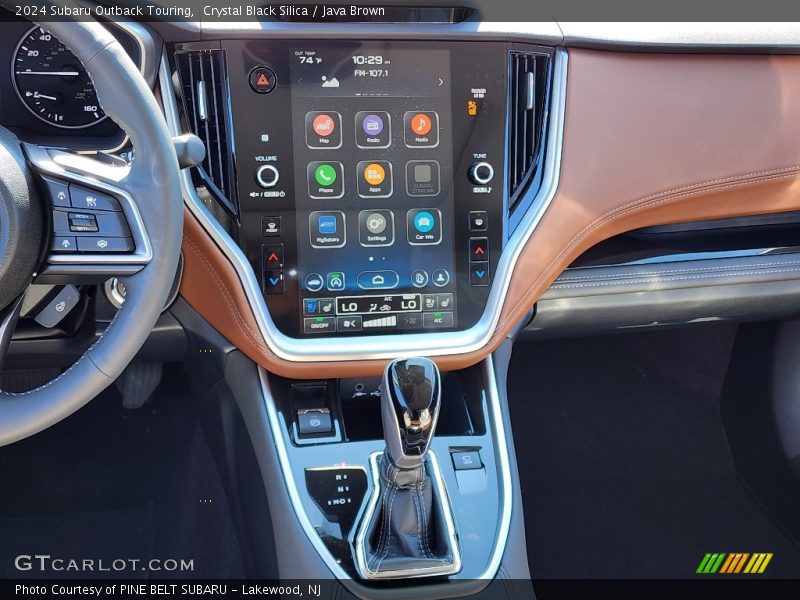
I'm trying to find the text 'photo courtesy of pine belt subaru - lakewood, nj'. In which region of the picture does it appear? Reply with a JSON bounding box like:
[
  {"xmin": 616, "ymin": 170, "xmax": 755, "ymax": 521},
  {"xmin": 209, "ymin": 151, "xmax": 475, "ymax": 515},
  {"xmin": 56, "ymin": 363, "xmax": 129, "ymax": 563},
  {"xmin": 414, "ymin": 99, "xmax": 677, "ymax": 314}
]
[{"xmin": 2, "ymin": 1, "xmax": 800, "ymax": 599}]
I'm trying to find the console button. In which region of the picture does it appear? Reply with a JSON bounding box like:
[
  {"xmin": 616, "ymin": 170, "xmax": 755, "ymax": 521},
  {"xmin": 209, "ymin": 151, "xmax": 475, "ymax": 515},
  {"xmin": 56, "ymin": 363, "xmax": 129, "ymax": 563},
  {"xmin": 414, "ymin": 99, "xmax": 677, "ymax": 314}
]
[
  {"xmin": 303, "ymin": 298, "xmax": 320, "ymax": 316},
  {"xmin": 355, "ymin": 111, "xmax": 391, "ymax": 148},
  {"xmin": 423, "ymin": 311, "xmax": 454, "ymax": 328},
  {"xmin": 469, "ymin": 211, "xmax": 488, "ymax": 232},
  {"xmin": 357, "ymin": 270, "xmax": 399, "ymax": 290},
  {"xmin": 309, "ymin": 211, "xmax": 345, "ymax": 248},
  {"xmin": 452, "ymin": 450, "xmax": 482, "ymax": 471},
  {"xmin": 411, "ymin": 269, "xmax": 429, "ymax": 288},
  {"xmin": 305, "ymin": 111, "xmax": 342, "ymax": 149},
  {"xmin": 307, "ymin": 161, "xmax": 344, "ymax": 199},
  {"xmin": 70, "ymin": 186, "xmax": 121, "ymax": 211},
  {"xmin": 262, "ymin": 216, "xmax": 281, "ymax": 237},
  {"xmin": 337, "ymin": 315, "xmax": 363, "ymax": 332},
  {"xmin": 469, "ymin": 161, "xmax": 494, "ymax": 185},
  {"xmin": 357, "ymin": 161, "xmax": 393, "ymax": 198},
  {"xmin": 326, "ymin": 271, "xmax": 345, "ymax": 291},
  {"xmin": 297, "ymin": 409, "xmax": 333, "ymax": 436},
  {"xmin": 76, "ymin": 237, "xmax": 134, "ymax": 253},
  {"xmin": 262, "ymin": 244, "xmax": 283, "ymax": 269},
  {"xmin": 406, "ymin": 160, "xmax": 440, "ymax": 196},
  {"xmin": 305, "ymin": 273, "xmax": 324, "ymax": 292},
  {"xmin": 404, "ymin": 111, "xmax": 439, "ymax": 147},
  {"xmin": 42, "ymin": 177, "xmax": 70, "ymax": 207},
  {"xmin": 318, "ymin": 298, "xmax": 335, "ymax": 315},
  {"xmin": 249, "ymin": 66, "xmax": 277, "ymax": 94},
  {"xmin": 304, "ymin": 316, "xmax": 337, "ymax": 334},
  {"xmin": 263, "ymin": 270, "xmax": 284, "ymax": 294},
  {"xmin": 422, "ymin": 294, "xmax": 437, "ymax": 310},
  {"xmin": 435, "ymin": 293, "xmax": 453, "ymax": 310},
  {"xmin": 470, "ymin": 237, "xmax": 489, "ymax": 261},
  {"xmin": 358, "ymin": 210, "xmax": 394, "ymax": 247},
  {"xmin": 255, "ymin": 164, "xmax": 280, "ymax": 188},
  {"xmin": 407, "ymin": 208, "xmax": 442, "ymax": 245},
  {"xmin": 470, "ymin": 261, "xmax": 490, "ymax": 286},
  {"xmin": 431, "ymin": 268, "xmax": 450, "ymax": 287}
]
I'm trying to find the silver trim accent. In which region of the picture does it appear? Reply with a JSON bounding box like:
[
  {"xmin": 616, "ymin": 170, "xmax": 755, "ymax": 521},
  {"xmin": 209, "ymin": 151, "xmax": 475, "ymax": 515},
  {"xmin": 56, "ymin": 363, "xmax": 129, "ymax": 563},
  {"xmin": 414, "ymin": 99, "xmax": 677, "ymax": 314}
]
[
  {"xmin": 25, "ymin": 144, "xmax": 153, "ymax": 266},
  {"xmin": 195, "ymin": 80, "xmax": 209, "ymax": 121},
  {"xmin": 352, "ymin": 451, "xmax": 462, "ymax": 580},
  {"xmin": 159, "ymin": 47, "xmax": 568, "ymax": 363},
  {"xmin": 258, "ymin": 354, "xmax": 512, "ymax": 593}
]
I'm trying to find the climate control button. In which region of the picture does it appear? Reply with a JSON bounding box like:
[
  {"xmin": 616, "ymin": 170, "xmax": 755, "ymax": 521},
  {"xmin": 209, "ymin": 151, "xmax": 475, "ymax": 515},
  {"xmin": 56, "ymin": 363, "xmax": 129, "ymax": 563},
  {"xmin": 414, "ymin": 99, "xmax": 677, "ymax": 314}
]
[{"xmin": 255, "ymin": 164, "xmax": 280, "ymax": 188}]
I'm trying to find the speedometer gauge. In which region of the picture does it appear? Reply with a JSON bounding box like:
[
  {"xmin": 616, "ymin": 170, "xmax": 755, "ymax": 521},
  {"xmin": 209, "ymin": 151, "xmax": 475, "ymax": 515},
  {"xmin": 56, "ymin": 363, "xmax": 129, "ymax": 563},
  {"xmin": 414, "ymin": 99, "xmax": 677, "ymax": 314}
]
[{"xmin": 12, "ymin": 26, "xmax": 107, "ymax": 129}]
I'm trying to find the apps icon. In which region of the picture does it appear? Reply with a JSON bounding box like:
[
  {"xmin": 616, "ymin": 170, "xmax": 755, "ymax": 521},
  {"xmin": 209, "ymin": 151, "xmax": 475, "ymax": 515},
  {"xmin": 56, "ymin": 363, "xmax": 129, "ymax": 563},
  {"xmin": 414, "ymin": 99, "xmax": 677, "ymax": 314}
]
[
  {"xmin": 355, "ymin": 111, "xmax": 391, "ymax": 148},
  {"xmin": 404, "ymin": 111, "xmax": 439, "ymax": 147},
  {"xmin": 309, "ymin": 211, "xmax": 345, "ymax": 248},
  {"xmin": 358, "ymin": 210, "xmax": 394, "ymax": 247},
  {"xmin": 307, "ymin": 161, "xmax": 344, "ymax": 199},
  {"xmin": 406, "ymin": 160, "xmax": 441, "ymax": 196},
  {"xmin": 305, "ymin": 111, "xmax": 342, "ymax": 149},
  {"xmin": 407, "ymin": 208, "xmax": 442, "ymax": 245},
  {"xmin": 357, "ymin": 160, "xmax": 393, "ymax": 198}
]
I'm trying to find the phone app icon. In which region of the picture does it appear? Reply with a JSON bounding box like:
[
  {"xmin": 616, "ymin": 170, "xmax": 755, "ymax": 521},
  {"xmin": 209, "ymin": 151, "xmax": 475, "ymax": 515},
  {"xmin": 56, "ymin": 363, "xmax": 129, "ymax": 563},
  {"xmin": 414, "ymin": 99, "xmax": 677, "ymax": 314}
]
[
  {"xmin": 404, "ymin": 111, "xmax": 439, "ymax": 148},
  {"xmin": 307, "ymin": 161, "xmax": 344, "ymax": 199},
  {"xmin": 357, "ymin": 161, "xmax": 393, "ymax": 198},
  {"xmin": 305, "ymin": 111, "xmax": 342, "ymax": 149},
  {"xmin": 315, "ymin": 164, "xmax": 337, "ymax": 187}
]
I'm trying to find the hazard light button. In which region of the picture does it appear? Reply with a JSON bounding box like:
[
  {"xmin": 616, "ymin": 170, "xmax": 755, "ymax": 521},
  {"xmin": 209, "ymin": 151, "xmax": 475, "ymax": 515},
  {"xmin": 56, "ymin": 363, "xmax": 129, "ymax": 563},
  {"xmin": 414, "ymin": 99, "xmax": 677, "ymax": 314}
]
[{"xmin": 249, "ymin": 66, "xmax": 277, "ymax": 94}]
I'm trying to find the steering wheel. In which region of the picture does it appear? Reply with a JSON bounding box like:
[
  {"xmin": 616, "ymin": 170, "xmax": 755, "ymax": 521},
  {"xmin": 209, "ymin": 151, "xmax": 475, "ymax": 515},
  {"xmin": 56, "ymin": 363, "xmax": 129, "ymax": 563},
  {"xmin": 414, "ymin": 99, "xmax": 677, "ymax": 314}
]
[{"xmin": 0, "ymin": 15, "xmax": 183, "ymax": 445}]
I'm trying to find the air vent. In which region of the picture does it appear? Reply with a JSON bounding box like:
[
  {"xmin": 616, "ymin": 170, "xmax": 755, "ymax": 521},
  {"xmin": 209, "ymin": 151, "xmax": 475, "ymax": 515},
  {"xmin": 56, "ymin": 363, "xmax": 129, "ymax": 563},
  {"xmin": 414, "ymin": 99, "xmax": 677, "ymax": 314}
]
[
  {"xmin": 174, "ymin": 49, "xmax": 238, "ymax": 216},
  {"xmin": 508, "ymin": 50, "xmax": 552, "ymax": 216}
]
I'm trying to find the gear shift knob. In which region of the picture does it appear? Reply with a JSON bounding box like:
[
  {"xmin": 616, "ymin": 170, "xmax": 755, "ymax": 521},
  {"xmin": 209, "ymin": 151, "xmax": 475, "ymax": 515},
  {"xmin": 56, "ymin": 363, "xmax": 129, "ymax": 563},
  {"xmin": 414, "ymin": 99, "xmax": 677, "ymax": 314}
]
[{"xmin": 381, "ymin": 357, "xmax": 441, "ymax": 470}]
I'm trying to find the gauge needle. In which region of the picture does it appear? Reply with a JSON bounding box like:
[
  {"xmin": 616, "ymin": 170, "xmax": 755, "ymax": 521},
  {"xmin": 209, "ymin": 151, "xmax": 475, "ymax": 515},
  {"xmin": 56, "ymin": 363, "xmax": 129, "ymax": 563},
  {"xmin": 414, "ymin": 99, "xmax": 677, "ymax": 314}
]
[
  {"xmin": 33, "ymin": 92, "xmax": 57, "ymax": 100},
  {"xmin": 16, "ymin": 71, "xmax": 80, "ymax": 76}
]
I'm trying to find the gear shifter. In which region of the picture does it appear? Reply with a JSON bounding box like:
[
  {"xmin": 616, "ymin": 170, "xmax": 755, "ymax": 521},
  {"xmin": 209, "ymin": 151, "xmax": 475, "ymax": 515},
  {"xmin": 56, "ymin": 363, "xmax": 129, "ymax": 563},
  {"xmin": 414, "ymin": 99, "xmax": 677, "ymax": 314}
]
[
  {"xmin": 353, "ymin": 357, "xmax": 460, "ymax": 579},
  {"xmin": 381, "ymin": 357, "xmax": 441, "ymax": 469}
]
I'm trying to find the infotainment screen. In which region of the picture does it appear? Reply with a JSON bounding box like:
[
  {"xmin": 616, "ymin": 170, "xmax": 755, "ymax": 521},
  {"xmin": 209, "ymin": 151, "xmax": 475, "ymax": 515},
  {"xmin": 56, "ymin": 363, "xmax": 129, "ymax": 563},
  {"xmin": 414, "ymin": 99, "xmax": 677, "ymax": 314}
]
[{"xmin": 288, "ymin": 44, "xmax": 456, "ymax": 335}]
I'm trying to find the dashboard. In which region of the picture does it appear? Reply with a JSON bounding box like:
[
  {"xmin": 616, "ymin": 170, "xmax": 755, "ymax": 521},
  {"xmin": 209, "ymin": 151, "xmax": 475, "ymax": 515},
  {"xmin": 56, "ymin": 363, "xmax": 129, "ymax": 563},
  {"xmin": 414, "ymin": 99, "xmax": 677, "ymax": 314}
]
[{"xmin": 3, "ymin": 9, "xmax": 800, "ymax": 376}]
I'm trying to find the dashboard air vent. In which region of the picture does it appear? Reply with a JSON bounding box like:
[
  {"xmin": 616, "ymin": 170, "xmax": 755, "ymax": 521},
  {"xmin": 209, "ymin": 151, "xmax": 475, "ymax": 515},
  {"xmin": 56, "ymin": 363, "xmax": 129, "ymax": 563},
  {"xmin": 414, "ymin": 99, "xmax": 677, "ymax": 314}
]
[
  {"xmin": 174, "ymin": 49, "xmax": 238, "ymax": 216},
  {"xmin": 508, "ymin": 50, "xmax": 551, "ymax": 217}
]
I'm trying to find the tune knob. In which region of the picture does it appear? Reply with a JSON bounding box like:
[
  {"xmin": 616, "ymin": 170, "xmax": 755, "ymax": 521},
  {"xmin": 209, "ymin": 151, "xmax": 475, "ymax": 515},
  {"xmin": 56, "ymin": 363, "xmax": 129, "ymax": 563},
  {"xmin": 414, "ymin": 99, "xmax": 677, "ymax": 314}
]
[
  {"xmin": 255, "ymin": 164, "xmax": 280, "ymax": 188},
  {"xmin": 468, "ymin": 161, "xmax": 494, "ymax": 185}
]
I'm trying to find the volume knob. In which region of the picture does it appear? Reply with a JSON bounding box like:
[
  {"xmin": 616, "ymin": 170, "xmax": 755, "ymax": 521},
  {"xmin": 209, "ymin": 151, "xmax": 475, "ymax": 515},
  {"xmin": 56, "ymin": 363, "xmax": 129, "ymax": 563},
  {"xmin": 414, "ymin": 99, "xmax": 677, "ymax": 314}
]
[{"xmin": 255, "ymin": 164, "xmax": 280, "ymax": 188}]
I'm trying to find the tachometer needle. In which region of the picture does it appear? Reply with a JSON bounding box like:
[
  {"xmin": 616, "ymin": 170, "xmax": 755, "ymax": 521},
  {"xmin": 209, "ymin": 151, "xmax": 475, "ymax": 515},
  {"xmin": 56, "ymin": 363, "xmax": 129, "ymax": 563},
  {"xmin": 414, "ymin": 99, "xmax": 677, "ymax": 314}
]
[
  {"xmin": 33, "ymin": 92, "xmax": 57, "ymax": 100},
  {"xmin": 16, "ymin": 71, "xmax": 80, "ymax": 76}
]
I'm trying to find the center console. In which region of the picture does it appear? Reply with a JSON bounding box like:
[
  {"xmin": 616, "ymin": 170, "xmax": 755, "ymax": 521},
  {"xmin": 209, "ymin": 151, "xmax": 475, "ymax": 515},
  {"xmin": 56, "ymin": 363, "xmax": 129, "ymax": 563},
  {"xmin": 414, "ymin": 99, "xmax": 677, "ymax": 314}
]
[
  {"xmin": 226, "ymin": 40, "xmax": 509, "ymax": 338},
  {"xmin": 167, "ymin": 34, "xmax": 558, "ymax": 596}
]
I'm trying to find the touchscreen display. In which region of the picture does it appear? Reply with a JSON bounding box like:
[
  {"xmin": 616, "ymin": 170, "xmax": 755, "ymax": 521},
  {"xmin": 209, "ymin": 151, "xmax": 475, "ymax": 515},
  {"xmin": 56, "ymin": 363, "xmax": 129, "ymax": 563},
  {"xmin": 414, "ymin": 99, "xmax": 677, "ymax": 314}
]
[{"xmin": 289, "ymin": 44, "xmax": 456, "ymax": 335}]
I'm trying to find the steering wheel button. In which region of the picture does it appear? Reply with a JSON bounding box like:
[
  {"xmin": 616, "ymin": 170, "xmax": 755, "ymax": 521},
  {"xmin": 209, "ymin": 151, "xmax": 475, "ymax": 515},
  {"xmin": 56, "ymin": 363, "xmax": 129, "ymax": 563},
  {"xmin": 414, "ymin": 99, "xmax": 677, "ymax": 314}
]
[
  {"xmin": 50, "ymin": 236, "xmax": 77, "ymax": 253},
  {"xmin": 68, "ymin": 213, "xmax": 99, "ymax": 233},
  {"xmin": 41, "ymin": 177, "xmax": 70, "ymax": 207},
  {"xmin": 76, "ymin": 237, "xmax": 134, "ymax": 253},
  {"xmin": 69, "ymin": 185, "xmax": 121, "ymax": 211}
]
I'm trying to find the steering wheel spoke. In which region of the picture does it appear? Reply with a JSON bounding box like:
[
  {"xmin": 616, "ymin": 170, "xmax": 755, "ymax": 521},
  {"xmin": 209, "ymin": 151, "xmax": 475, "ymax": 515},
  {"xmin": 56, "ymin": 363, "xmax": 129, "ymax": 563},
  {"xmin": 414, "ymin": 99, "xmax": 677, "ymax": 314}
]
[
  {"xmin": 25, "ymin": 144, "xmax": 152, "ymax": 284},
  {"xmin": 0, "ymin": 295, "xmax": 24, "ymax": 372}
]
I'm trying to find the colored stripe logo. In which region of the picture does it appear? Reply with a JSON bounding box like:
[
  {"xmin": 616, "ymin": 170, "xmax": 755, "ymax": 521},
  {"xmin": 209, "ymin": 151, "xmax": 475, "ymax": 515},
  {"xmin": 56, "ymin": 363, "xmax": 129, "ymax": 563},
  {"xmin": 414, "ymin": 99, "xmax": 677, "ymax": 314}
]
[{"xmin": 696, "ymin": 552, "xmax": 772, "ymax": 574}]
